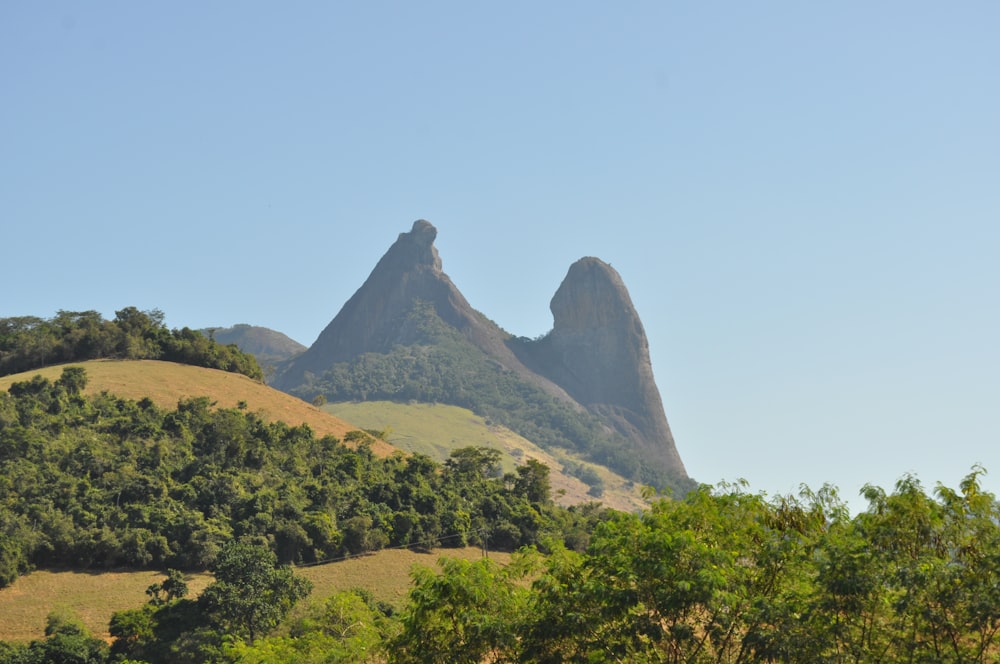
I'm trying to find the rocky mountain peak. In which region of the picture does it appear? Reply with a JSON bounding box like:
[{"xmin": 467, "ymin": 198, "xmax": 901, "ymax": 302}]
[
  {"xmin": 518, "ymin": 257, "xmax": 687, "ymax": 480},
  {"xmin": 551, "ymin": 257, "xmax": 637, "ymax": 330},
  {"xmin": 271, "ymin": 220, "xmax": 548, "ymax": 393},
  {"xmin": 387, "ymin": 219, "xmax": 442, "ymax": 271}
]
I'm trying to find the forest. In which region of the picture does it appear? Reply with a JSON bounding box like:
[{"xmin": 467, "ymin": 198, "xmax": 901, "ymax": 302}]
[
  {"xmin": 2, "ymin": 308, "xmax": 1000, "ymax": 662},
  {"xmin": 0, "ymin": 308, "xmax": 264, "ymax": 382},
  {"xmin": 2, "ymin": 466, "xmax": 999, "ymax": 662},
  {"xmin": 0, "ymin": 367, "xmax": 602, "ymax": 587}
]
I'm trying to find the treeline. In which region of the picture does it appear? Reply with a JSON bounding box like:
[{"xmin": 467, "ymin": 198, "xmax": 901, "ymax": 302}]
[
  {"xmin": 0, "ymin": 307, "xmax": 264, "ymax": 381},
  {"xmin": 295, "ymin": 301, "xmax": 695, "ymax": 496},
  {"xmin": 387, "ymin": 470, "xmax": 1000, "ymax": 662},
  {"xmin": 0, "ymin": 367, "xmax": 608, "ymax": 587},
  {"xmin": 5, "ymin": 471, "xmax": 999, "ymax": 663}
]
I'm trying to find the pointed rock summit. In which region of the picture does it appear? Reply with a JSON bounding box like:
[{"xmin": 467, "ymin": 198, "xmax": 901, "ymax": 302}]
[
  {"xmin": 514, "ymin": 258, "xmax": 686, "ymax": 478},
  {"xmin": 273, "ymin": 220, "xmax": 690, "ymax": 491},
  {"xmin": 273, "ymin": 220, "xmax": 543, "ymax": 391}
]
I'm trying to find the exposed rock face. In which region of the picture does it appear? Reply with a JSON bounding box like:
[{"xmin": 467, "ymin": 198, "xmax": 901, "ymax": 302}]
[
  {"xmin": 512, "ymin": 258, "xmax": 687, "ymax": 478},
  {"xmin": 272, "ymin": 220, "xmax": 689, "ymax": 487},
  {"xmin": 271, "ymin": 221, "xmax": 570, "ymax": 400}
]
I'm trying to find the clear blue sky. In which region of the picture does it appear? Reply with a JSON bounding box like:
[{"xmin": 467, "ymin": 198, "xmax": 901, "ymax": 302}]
[{"xmin": 3, "ymin": 2, "xmax": 998, "ymax": 511}]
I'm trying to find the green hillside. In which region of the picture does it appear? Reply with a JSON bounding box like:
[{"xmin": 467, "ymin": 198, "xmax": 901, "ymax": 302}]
[
  {"xmin": 0, "ymin": 359, "xmax": 395, "ymax": 457},
  {"xmin": 292, "ymin": 300, "xmax": 694, "ymax": 496},
  {"xmin": 325, "ymin": 400, "xmax": 648, "ymax": 513}
]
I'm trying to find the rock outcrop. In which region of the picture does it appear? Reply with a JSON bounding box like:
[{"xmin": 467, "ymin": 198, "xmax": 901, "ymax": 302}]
[
  {"xmin": 272, "ymin": 220, "xmax": 689, "ymax": 488},
  {"xmin": 272, "ymin": 221, "xmax": 567, "ymax": 398},
  {"xmin": 511, "ymin": 258, "xmax": 686, "ymax": 478}
]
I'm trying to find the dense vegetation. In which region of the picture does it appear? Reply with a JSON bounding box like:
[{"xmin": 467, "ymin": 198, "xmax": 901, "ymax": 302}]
[
  {"xmin": 5, "ymin": 470, "xmax": 999, "ymax": 662},
  {"xmin": 4, "ymin": 305, "xmax": 998, "ymax": 662},
  {"xmin": 293, "ymin": 301, "xmax": 695, "ymax": 496},
  {"xmin": 0, "ymin": 367, "xmax": 607, "ymax": 587},
  {"xmin": 0, "ymin": 308, "xmax": 264, "ymax": 381},
  {"xmin": 384, "ymin": 470, "xmax": 1000, "ymax": 663}
]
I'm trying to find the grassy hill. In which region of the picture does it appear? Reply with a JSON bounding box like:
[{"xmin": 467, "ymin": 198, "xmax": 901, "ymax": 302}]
[
  {"xmin": 0, "ymin": 362, "xmax": 647, "ymax": 511},
  {"xmin": 325, "ymin": 400, "xmax": 649, "ymax": 513},
  {"xmin": 0, "ymin": 359, "xmax": 396, "ymax": 457},
  {"xmin": 0, "ymin": 547, "xmax": 509, "ymax": 643},
  {"xmin": 0, "ymin": 359, "xmax": 648, "ymax": 506}
]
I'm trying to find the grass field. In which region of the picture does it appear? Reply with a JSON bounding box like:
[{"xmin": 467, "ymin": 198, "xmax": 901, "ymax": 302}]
[
  {"xmin": 0, "ymin": 360, "xmax": 396, "ymax": 457},
  {"xmin": 0, "ymin": 547, "xmax": 509, "ymax": 644},
  {"xmin": 326, "ymin": 400, "xmax": 648, "ymax": 512}
]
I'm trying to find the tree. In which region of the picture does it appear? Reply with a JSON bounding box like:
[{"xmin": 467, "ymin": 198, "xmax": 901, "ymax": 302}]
[
  {"xmin": 225, "ymin": 590, "xmax": 396, "ymax": 663},
  {"xmin": 33, "ymin": 608, "xmax": 108, "ymax": 664},
  {"xmin": 55, "ymin": 366, "xmax": 88, "ymax": 396},
  {"xmin": 514, "ymin": 458, "xmax": 552, "ymax": 505},
  {"xmin": 392, "ymin": 552, "xmax": 539, "ymax": 664},
  {"xmin": 145, "ymin": 568, "xmax": 188, "ymax": 606},
  {"xmin": 198, "ymin": 541, "xmax": 312, "ymax": 644}
]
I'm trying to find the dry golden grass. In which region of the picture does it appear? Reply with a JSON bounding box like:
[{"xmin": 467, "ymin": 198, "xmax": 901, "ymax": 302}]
[
  {"xmin": 0, "ymin": 547, "xmax": 506, "ymax": 644},
  {"xmin": 0, "ymin": 360, "xmax": 397, "ymax": 457},
  {"xmin": 0, "ymin": 568, "xmax": 213, "ymax": 643},
  {"xmin": 296, "ymin": 546, "xmax": 510, "ymax": 609}
]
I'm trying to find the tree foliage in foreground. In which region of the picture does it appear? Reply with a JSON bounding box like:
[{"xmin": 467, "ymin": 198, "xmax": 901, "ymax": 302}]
[
  {"xmin": 0, "ymin": 307, "xmax": 264, "ymax": 381},
  {"xmin": 392, "ymin": 468, "xmax": 1000, "ymax": 663},
  {"xmin": 4, "ymin": 469, "xmax": 1000, "ymax": 663},
  {"xmin": 108, "ymin": 542, "xmax": 313, "ymax": 663}
]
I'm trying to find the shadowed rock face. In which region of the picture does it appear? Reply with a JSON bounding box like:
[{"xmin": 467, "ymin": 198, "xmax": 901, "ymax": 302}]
[
  {"xmin": 516, "ymin": 258, "xmax": 687, "ymax": 478},
  {"xmin": 272, "ymin": 220, "xmax": 688, "ymax": 484}
]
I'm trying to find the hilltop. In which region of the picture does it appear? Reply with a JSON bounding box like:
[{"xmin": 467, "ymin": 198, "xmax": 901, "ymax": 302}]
[{"xmin": 0, "ymin": 359, "xmax": 394, "ymax": 457}]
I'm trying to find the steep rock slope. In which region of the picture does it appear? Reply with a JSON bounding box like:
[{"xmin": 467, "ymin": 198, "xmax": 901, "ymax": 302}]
[
  {"xmin": 510, "ymin": 258, "xmax": 686, "ymax": 478},
  {"xmin": 272, "ymin": 220, "xmax": 571, "ymax": 400}
]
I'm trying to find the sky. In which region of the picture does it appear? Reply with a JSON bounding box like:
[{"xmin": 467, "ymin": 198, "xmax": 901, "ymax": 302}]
[{"xmin": 3, "ymin": 2, "xmax": 998, "ymax": 512}]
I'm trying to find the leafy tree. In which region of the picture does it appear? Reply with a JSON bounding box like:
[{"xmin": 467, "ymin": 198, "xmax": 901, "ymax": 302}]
[
  {"xmin": 392, "ymin": 552, "xmax": 539, "ymax": 664},
  {"xmin": 199, "ymin": 541, "xmax": 312, "ymax": 644},
  {"xmin": 225, "ymin": 590, "xmax": 397, "ymax": 663},
  {"xmin": 0, "ymin": 307, "xmax": 264, "ymax": 381},
  {"xmin": 145, "ymin": 568, "xmax": 188, "ymax": 605},
  {"xmin": 1, "ymin": 609, "xmax": 111, "ymax": 664}
]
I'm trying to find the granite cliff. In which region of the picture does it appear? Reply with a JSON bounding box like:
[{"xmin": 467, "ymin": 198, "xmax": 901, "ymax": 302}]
[{"xmin": 272, "ymin": 220, "xmax": 690, "ymax": 491}]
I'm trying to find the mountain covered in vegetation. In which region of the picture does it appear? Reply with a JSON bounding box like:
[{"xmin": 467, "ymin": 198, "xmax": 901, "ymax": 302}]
[
  {"xmin": 271, "ymin": 220, "xmax": 693, "ymax": 495},
  {"xmin": 200, "ymin": 325, "xmax": 306, "ymax": 373}
]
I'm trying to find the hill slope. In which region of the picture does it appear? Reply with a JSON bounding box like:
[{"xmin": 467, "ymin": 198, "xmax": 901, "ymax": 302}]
[
  {"xmin": 200, "ymin": 324, "xmax": 306, "ymax": 369},
  {"xmin": 0, "ymin": 361, "xmax": 639, "ymax": 509},
  {"xmin": 0, "ymin": 547, "xmax": 506, "ymax": 644},
  {"xmin": 324, "ymin": 400, "xmax": 649, "ymax": 513},
  {"xmin": 0, "ymin": 359, "xmax": 395, "ymax": 457}
]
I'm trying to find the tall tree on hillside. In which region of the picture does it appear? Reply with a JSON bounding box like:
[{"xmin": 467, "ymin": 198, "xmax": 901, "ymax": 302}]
[{"xmin": 199, "ymin": 541, "xmax": 312, "ymax": 644}]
